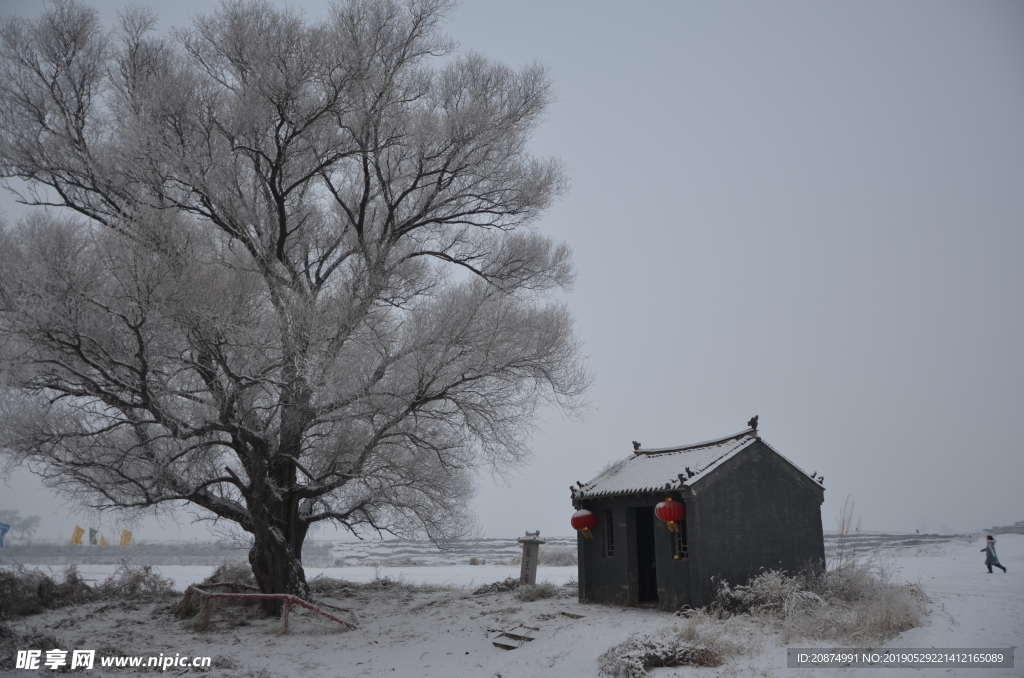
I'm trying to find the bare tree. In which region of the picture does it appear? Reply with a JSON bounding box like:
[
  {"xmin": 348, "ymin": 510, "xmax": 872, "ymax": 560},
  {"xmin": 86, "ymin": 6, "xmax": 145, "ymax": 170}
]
[
  {"xmin": 0, "ymin": 509, "xmax": 41, "ymax": 539},
  {"xmin": 0, "ymin": 0, "xmax": 588, "ymax": 610}
]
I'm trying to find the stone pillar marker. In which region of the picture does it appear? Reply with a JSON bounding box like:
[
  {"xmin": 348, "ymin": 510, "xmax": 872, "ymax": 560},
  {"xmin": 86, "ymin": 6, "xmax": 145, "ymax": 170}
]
[{"xmin": 517, "ymin": 530, "xmax": 546, "ymax": 585}]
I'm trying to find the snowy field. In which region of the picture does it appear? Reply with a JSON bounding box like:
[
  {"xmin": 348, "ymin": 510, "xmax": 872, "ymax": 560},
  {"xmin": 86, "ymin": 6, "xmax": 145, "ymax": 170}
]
[{"xmin": 3, "ymin": 533, "xmax": 1020, "ymax": 677}]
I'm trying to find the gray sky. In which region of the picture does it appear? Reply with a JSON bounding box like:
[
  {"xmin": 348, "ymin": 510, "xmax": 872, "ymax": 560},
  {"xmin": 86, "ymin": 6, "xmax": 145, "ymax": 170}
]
[{"xmin": 1, "ymin": 0, "xmax": 1022, "ymax": 541}]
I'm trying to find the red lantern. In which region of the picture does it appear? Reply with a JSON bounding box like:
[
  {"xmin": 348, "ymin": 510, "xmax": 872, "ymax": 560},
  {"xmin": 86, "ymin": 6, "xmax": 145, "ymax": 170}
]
[
  {"xmin": 571, "ymin": 509, "xmax": 598, "ymax": 538},
  {"xmin": 655, "ymin": 498, "xmax": 685, "ymax": 532}
]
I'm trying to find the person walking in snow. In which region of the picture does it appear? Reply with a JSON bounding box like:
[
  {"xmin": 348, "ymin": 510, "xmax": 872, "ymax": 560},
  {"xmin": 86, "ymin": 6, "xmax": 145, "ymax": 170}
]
[{"xmin": 982, "ymin": 535, "xmax": 1006, "ymax": 573}]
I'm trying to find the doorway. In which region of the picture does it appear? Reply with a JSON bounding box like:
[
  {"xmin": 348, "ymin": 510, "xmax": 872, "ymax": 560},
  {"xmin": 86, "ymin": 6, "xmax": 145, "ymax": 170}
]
[{"xmin": 635, "ymin": 506, "xmax": 659, "ymax": 603}]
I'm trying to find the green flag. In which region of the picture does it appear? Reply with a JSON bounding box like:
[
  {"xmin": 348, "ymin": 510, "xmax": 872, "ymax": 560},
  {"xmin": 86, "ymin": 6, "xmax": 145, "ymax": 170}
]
[{"xmin": 89, "ymin": 528, "xmax": 98, "ymax": 545}]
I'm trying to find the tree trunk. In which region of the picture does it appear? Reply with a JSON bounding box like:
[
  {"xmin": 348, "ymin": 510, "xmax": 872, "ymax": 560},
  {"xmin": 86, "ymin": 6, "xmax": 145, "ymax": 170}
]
[
  {"xmin": 248, "ymin": 503, "xmax": 311, "ymax": 616},
  {"xmin": 247, "ymin": 388, "xmax": 314, "ymax": 616}
]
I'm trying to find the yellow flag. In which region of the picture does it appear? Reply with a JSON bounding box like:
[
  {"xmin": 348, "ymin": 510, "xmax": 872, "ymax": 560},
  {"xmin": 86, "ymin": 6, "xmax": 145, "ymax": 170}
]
[
  {"xmin": 120, "ymin": 529, "xmax": 132, "ymax": 547},
  {"xmin": 71, "ymin": 525, "xmax": 85, "ymax": 545},
  {"xmin": 99, "ymin": 535, "xmax": 108, "ymax": 547}
]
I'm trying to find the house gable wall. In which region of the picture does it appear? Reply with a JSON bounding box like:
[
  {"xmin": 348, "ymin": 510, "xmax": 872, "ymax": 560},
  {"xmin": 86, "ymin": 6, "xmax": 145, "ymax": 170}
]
[{"xmin": 688, "ymin": 440, "xmax": 825, "ymax": 606}]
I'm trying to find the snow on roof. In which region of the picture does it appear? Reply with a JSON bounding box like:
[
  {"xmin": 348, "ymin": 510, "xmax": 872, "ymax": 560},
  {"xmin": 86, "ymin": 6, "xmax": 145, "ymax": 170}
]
[{"xmin": 575, "ymin": 429, "xmax": 759, "ymax": 499}]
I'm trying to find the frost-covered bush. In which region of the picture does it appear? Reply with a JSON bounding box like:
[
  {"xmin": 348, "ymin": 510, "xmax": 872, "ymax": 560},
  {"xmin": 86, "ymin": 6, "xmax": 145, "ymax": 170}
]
[
  {"xmin": 515, "ymin": 582, "xmax": 559, "ymax": 601},
  {"xmin": 789, "ymin": 563, "xmax": 926, "ymax": 642},
  {"xmin": 202, "ymin": 560, "xmax": 257, "ymax": 588},
  {"xmin": 598, "ymin": 626, "xmax": 724, "ymax": 678},
  {"xmin": 351, "ymin": 575, "xmax": 453, "ymax": 595},
  {"xmin": 308, "ymin": 576, "xmax": 354, "ymax": 597},
  {"xmin": 98, "ymin": 562, "xmax": 175, "ymax": 599},
  {"xmin": 0, "ymin": 565, "xmax": 95, "ymax": 619},
  {"xmin": 173, "ymin": 560, "xmax": 258, "ymax": 620},
  {"xmin": 0, "ymin": 623, "xmax": 18, "ymax": 671},
  {"xmin": 472, "ymin": 576, "xmax": 568, "ymax": 600},
  {"xmin": 709, "ymin": 563, "xmax": 926, "ymax": 643},
  {"xmin": 473, "ymin": 577, "xmax": 520, "ymax": 595},
  {"xmin": 709, "ymin": 569, "xmax": 822, "ymax": 616}
]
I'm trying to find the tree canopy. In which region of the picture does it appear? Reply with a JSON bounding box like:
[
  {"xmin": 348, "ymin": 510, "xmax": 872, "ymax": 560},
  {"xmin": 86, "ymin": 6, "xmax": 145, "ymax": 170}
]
[{"xmin": 0, "ymin": 0, "xmax": 587, "ymax": 605}]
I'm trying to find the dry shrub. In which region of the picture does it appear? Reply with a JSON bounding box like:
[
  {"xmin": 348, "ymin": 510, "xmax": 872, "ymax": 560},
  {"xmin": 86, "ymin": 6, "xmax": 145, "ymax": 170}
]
[
  {"xmin": 202, "ymin": 560, "xmax": 257, "ymax": 588},
  {"xmin": 178, "ymin": 592, "xmax": 265, "ymax": 631},
  {"xmin": 515, "ymin": 582, "xmax": 559, "ymax": 601},
  {"xmin": 211, "ymin": 656, "xmax": 238, "ymax": 669},
  {"xmin": 0, "ymin": 623, "xmax": 18, "ymax": 671},
  {"xmin": 97, "ymin": 562, "xmax": 175, "ymax": 599},
  {"xmin": 173, "ymin": 560, "xmax": 256, "ymax": 620},
  {"xmin": 473, "ymin": 576, "xmax": 520, "ymax": 595},
  {"xmin": 308, "ymin": 575, "xmax": 354, "ymax": 597},
  {"xmin": 350, "ymin": 574, "xmax": 453, "ymax": 595},
  {"xmin": 173, "ymin": 588, "xmax": 204, "ymax": 620},
  {"xmin": 598, "ymin": 625, "xmax": 725, "ymax": 678},
  {"xmin": 474, "ymin": 577, "xmax": 569, "ymax": 599},
  {"xmin": 710, "ymin": 562, "xmax": 926, "ymax": 643},
  {"xmin": 785, "ymin": 562, "xmax": 926, "ymax": 642},
  {"xmin": 355, "ymin": 574, "xmax": 401, "ymax": 592},
  {"xmin": 0, "ymin": 565, "xmax": 95, "ymax": 619},
  {"xmin": 710, "ymin": 569, "xmax": 820, "ymax": 616}
]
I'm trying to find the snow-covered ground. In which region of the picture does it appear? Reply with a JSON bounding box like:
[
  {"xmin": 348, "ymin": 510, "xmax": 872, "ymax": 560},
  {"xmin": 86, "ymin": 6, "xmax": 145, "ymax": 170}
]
[{"xmin": 4, "ymin": 534, "xmax": 1020, "ymax": 677}]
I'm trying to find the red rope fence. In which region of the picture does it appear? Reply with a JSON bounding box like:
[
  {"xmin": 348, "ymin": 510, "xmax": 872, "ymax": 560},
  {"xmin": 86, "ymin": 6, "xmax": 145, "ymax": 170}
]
[{"xmin": 188, "ymin": 584, "xmax": 356, "ymax": 633}]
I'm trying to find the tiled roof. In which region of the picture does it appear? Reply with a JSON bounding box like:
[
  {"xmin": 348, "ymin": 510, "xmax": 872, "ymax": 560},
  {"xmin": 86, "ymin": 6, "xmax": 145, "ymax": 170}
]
[{"xmin": 574, "ymin": 429, "xmax": 759, "ymax": 499}]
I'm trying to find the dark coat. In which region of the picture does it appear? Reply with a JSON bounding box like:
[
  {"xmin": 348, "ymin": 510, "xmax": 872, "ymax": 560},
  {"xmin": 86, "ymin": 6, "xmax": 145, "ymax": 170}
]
[{"xmin": 982, "ymin": 540, "xmax": 1001, "ymax": 566}]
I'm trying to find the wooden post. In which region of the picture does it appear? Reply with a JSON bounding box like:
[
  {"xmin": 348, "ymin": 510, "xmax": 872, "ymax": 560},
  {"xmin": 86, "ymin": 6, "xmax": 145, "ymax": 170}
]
[
  {"xmin": 198, "ymin": 594, "xmax": 211, "ymax": 631},
  {"xmin": 282, "ymin": 599, "xmax": 291, "ymax": 634}
]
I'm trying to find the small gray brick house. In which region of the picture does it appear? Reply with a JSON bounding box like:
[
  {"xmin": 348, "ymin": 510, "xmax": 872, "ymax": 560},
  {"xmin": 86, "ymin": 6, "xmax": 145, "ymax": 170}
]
[{"xmin": 570, "ymin": 423, "xmax": 825, "ymax": 610}]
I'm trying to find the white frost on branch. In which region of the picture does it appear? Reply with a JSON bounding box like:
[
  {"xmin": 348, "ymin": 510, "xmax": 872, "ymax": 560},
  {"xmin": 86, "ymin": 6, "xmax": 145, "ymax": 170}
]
[{"xmin": 0, "ymin": 0, "xmax": 590, "ymax": 593}]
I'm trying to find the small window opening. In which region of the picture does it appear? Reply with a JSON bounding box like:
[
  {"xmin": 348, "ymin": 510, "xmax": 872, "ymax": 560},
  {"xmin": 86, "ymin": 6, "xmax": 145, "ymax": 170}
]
[
  {"xmin": 604, "ymin": 509, "xmax": 615, "ymax": 557},
  {"xmin": 673, "ymin": 519, "xmax": 688, "ymax": 559}
]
